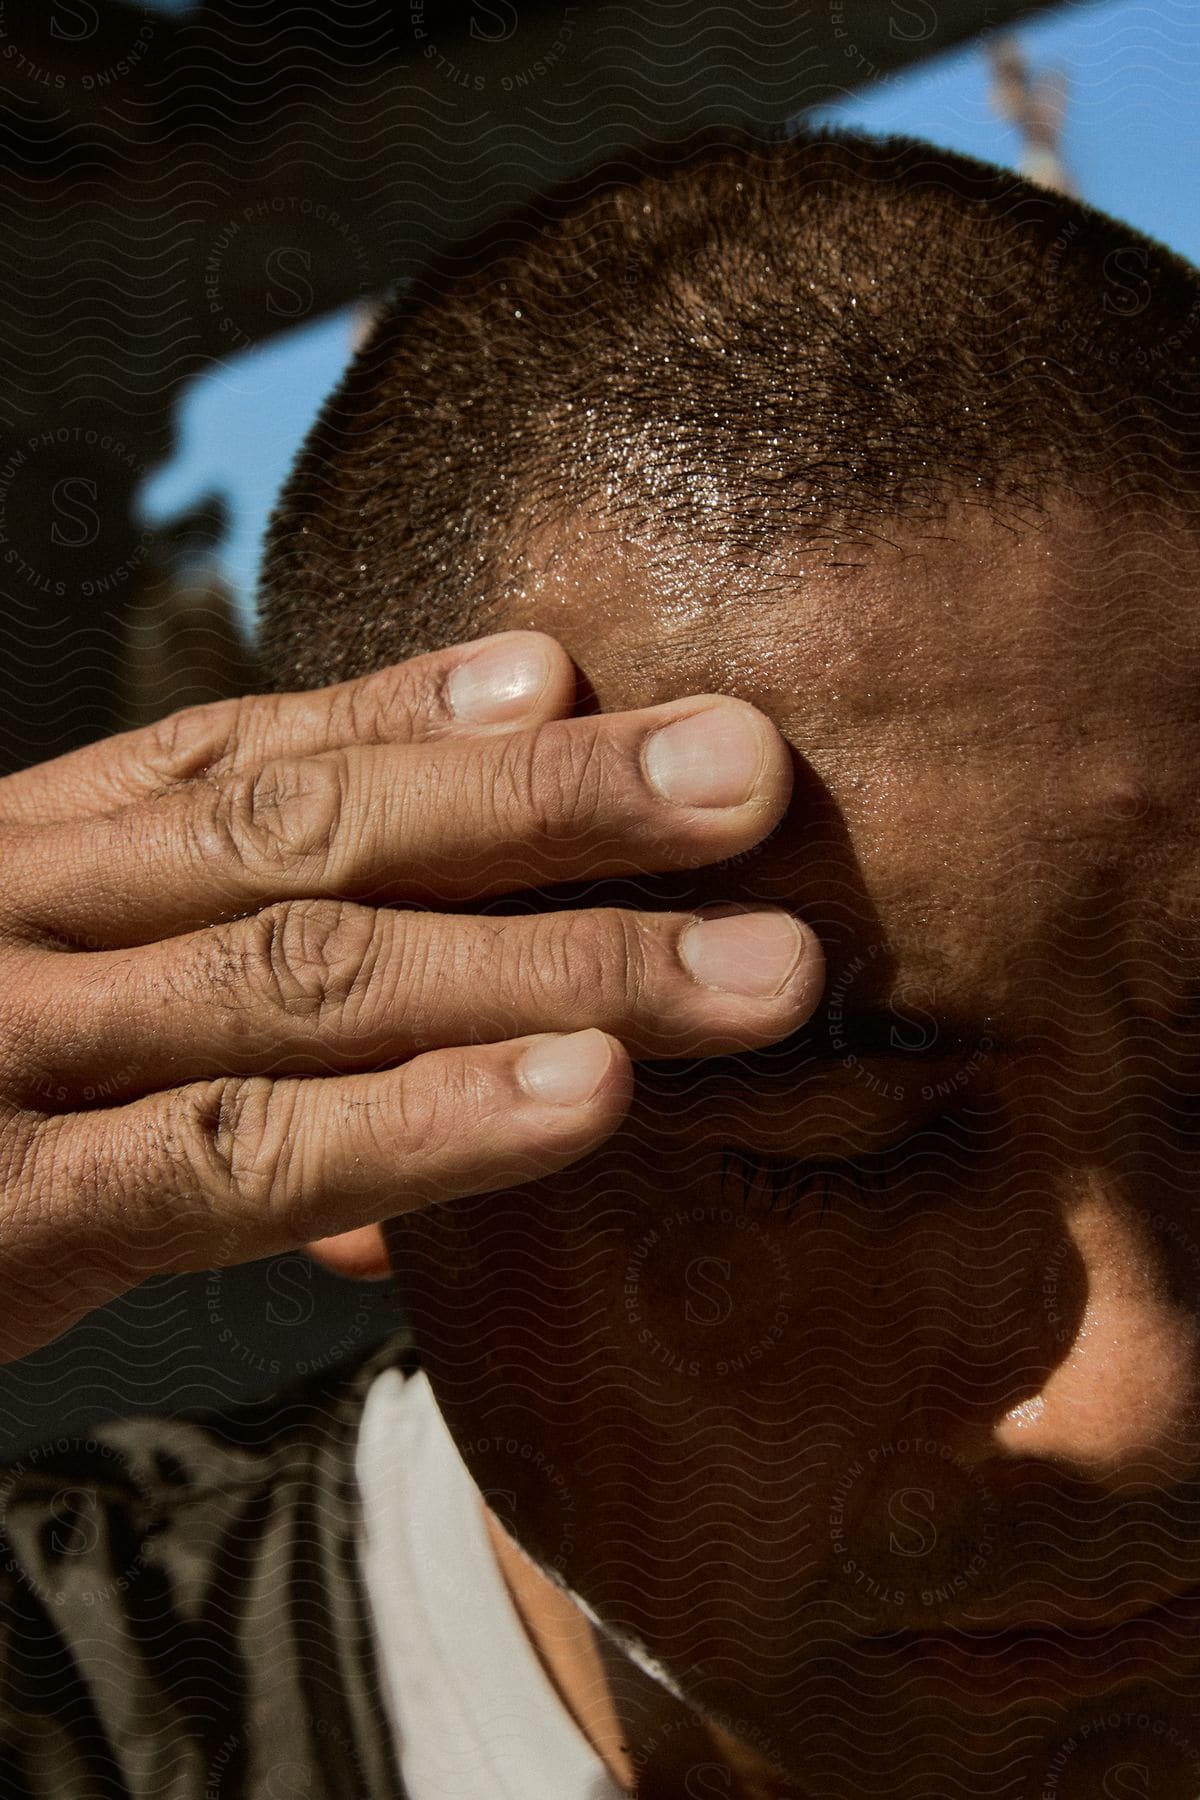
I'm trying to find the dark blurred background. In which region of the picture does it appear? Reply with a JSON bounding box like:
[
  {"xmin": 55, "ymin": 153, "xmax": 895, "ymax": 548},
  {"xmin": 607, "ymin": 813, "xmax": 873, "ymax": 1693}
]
[{"xmin": 1, "ymin": 0, "xmax": 1194, "ymax": 1451}]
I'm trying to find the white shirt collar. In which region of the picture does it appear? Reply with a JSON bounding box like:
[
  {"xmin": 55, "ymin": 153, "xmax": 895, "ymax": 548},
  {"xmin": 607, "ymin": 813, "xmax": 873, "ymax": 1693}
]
[{"xmin": 354, "ymin": 1364, "xmax": 626, "ymax": 1800}]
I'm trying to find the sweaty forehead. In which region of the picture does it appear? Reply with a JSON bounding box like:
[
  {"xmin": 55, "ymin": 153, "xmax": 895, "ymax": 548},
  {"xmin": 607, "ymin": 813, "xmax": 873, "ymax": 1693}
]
[{"xmin": 499, "ymin": 502, "xmax": 1200, "ymax": 1034}]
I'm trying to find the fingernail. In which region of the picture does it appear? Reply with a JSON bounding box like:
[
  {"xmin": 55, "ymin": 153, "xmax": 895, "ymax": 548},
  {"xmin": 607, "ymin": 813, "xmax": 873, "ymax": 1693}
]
[
  {"xmin": 518, "ymin": 1029, "xmax": 613, "ymax": 1106},
  {"xmin": 679, "ymin": 908, "xmax": 808, "ymax": 996},
  {"xmin": 447, "ymin": 637, "xmax": 551, "ymax": 724},
  {"xmin": 642, "ymin": 705, "xmax": 766, "ymax": 807}
]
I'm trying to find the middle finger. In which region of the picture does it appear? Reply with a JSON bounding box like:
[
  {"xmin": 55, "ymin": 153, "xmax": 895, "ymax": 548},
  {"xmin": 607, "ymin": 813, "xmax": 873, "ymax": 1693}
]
[{"xmin": 20, "ymin": 899, "xmax": 823, "ymax": 1106}]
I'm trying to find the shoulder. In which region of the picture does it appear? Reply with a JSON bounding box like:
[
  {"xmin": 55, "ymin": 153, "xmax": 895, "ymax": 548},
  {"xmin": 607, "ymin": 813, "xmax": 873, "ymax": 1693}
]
[
  {"xmin": 0, "ymin": 1324, "xmax": 421, "ymax": 1578},
  {"xmin": 0, "ymin": 1326, "xmax": 417, "ymax": 1799}
]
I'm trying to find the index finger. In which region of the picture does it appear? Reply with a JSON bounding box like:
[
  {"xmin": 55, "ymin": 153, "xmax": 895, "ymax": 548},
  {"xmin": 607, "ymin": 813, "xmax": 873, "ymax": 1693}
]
[
  {"xmin": 13, "ymin": 696, "xmax": 793, "ymax": 947},
  {"xmin": 0, "ymin": 631, "xmax": 574, "ymax": 828}
]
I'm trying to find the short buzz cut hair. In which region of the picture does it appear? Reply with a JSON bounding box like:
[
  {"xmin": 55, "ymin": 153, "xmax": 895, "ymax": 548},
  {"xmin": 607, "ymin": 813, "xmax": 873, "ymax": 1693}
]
[{"xmin": 256, "ymin": 129, "xmax": 1200, "ymax": 692}]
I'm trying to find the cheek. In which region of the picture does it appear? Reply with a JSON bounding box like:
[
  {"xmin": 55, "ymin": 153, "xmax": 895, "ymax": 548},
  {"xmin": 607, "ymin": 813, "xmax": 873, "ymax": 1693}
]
[
  {"xmin": 389, "ymin": 1116, "xmax": 1067, "ymax": 1402},
  {"xmin": 390, "ymin": 1135, "xmax": 833, "ymax": 1405},
  {"xmin": 387, "ymin": 1128, "xmax": 1057, "ymax": 1501},
  {"xmin": 385, "ymin": 1141, "xmax": 1067, "ymax": 1677}
]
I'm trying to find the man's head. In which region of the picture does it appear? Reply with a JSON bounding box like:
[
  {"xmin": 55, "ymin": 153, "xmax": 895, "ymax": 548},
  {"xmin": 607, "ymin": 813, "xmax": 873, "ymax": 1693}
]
[{"xmin": 259, "ymin": 133, "xmax": 1200, "ymax": 1795}]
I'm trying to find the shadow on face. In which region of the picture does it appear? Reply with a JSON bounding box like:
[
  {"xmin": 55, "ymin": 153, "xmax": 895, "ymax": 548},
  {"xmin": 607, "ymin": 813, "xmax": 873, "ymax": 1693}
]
[{"xmin": 384, "ymin": 500, "xmax": 1200, "ymax": 1796}]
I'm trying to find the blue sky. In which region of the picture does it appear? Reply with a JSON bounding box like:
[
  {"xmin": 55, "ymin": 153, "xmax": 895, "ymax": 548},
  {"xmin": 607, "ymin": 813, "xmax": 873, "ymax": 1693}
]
[
  {"xmin": 811, "ymin": 0, "xmax": 1199, "ymax": 260},
  {"xmin": 138, "ymin": 0, "xmax": 1200, "ymax": 634}
]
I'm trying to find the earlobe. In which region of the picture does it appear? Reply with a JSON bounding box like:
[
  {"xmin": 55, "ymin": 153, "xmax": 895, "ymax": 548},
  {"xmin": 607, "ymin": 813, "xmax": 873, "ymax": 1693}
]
[{"xmin": 304, "ymin": 1224, "xmax": 392, "ymax": 1280}]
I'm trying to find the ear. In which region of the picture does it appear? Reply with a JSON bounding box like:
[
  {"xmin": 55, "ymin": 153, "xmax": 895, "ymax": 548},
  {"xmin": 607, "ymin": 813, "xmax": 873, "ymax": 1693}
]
[{"xmin": 303, "ymin": 1225, "xmax": 392, "ymax": 1280}]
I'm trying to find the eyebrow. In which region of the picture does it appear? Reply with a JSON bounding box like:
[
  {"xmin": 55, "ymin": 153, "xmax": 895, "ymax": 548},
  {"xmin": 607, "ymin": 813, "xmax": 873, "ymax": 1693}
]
[{"xmin": 638, "ymin": 1006, "xmax": 1001, "ymax": 1089}]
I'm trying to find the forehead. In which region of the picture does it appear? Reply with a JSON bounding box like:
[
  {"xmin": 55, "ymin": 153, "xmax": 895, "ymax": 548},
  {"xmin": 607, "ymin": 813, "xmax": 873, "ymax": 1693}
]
[{"xmin": 503, "ymin": 503, "xmax": 1200, "ymax": 1035}]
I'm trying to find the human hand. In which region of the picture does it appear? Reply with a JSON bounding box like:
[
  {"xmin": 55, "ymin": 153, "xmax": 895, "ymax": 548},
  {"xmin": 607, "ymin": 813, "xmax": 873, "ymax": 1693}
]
[{"xmin": 0, "ymin": 632, "xmax": 823, "ymax": 1360}]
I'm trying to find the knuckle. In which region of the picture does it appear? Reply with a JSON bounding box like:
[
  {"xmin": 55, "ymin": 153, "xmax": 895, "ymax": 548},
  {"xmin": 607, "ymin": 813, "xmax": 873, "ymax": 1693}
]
[
  {"xmin": 504, "ymin": 912, "xmax": 571, "ymax": 1003},
  {"xmin": 187, "ymin": 1075, "xmax": 289, "ymax": 1213},
  {"xmin": 501, "ymin": 721, "xmax": 615, "ymax": 841},
  {"xmin": 523, "ymin": 908, "xmax": 647, "ymax": 1016},
  {"xmin": 396, "ymin": 1052, "xmax": 496, "ymax": 1154},
  {"xmin": 248, "ymin": 899, "xmax": 384, "ymax": 1029},
  {"xmin": 607, "ymin": 907, "xmax": 653, "ymax": 1011},
  {"xmin": 214, "ymin": 754, "xmax": 346, "ymax": 877},
  {"xmin": 137, "ymin": 698, "xmax": 245, "ymax": 791},
  {"xmin": 486, "ymin": 730, "xmax": 540, "ymax": 827},
  {"xmin": 324, "ymin": 669, "xmax": 386, "ymax": 746},
  {"xmin": 544, "ymin": 724, "xmax": 614, "ymax": 833},
  {"xmin": 350, "ymin": 661, "xmax": 448, "ymax": 741}
]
